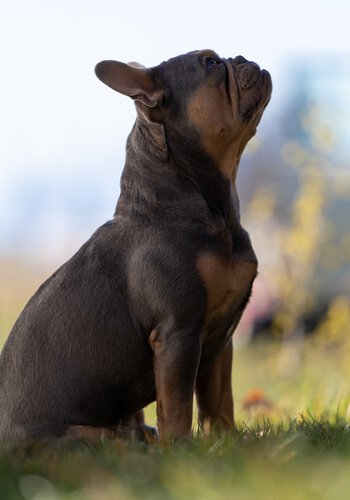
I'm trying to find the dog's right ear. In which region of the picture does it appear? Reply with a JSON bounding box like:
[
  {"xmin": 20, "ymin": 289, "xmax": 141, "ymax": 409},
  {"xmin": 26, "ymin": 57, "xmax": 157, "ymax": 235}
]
[{"xmin": 95, "ymin": 60, "xmax": 162, "ymax": 108}]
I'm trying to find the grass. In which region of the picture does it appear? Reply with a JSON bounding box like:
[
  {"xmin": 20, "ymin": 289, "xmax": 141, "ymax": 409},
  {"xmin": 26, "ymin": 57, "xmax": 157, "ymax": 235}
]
[
  {"xmin": 1, "ymin": 263, "xmax": 350, "ymax": 499},
  {"xmin": 3, "ymin": 417, "xmax": 350, "ymax": 499}
]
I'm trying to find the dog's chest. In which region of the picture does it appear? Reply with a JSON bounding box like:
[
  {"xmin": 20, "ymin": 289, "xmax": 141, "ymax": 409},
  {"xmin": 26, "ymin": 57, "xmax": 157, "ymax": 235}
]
[{"xmin": 196, "ymin": 248, "xmax": 257, "ymax": 348}]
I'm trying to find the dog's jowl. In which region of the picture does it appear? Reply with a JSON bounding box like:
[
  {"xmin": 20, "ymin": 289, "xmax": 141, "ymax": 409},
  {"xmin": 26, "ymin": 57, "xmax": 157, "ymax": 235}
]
[{"xmin": 0, "ymin": 50, "xmax": 272, "ymax": 442}]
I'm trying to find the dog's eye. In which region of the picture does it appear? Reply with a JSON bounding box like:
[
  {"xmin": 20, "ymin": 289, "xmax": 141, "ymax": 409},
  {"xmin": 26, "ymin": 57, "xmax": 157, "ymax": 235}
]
[{"xmin": 206, "ymin": 57, "xmax": 219, "ymax": 69}]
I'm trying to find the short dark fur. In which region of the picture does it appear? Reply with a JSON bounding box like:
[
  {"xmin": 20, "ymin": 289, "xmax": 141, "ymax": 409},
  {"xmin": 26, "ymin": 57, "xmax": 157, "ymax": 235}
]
[{"xmin": 0, "ymin": 50, "xmax": 271, "ymax": 441}]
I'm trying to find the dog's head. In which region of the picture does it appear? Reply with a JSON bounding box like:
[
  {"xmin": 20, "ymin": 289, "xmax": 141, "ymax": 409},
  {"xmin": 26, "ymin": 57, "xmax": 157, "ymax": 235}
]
[{"xmin": 95, "ymin": 50, "xmax": 272, "ymax": 178}]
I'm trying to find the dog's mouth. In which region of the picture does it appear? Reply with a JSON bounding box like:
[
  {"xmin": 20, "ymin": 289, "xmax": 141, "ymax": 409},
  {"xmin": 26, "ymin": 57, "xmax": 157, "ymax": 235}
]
[{"xmin": 227, "ymin": 56, "xmax": 272, "ymax": 119}]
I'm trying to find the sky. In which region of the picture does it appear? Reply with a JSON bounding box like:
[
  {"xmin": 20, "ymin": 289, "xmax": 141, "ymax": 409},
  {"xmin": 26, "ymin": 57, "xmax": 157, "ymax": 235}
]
[{"xmin": 1, "ymin": 0, "xmax": 349, "ymax": 260}]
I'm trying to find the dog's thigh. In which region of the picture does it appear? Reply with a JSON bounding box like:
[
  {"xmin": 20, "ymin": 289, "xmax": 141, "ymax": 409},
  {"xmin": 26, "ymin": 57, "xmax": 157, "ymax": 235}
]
[{"xmin": 195, "ymin": 339, "xmax": 234, "ymax": 432}]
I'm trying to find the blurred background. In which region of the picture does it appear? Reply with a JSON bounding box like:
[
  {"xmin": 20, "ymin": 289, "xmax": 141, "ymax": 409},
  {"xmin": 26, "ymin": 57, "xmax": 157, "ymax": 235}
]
[{"xmin": 1, "ymin": 0, "xmax": 350, "ymax": 416}]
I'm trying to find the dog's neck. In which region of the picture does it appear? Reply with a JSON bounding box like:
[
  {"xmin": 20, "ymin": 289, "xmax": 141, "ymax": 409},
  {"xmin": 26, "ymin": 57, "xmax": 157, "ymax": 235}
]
[{"xmin": 115, "ymin": 118, "xmax": 242, "ymax": 230}]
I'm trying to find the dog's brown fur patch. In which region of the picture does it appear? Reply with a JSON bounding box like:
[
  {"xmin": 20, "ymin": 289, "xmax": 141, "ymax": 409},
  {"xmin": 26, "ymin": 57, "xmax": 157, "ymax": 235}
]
[{"xmin": 197, "ymin": 251, "xmax": 257, "ymax": 330}]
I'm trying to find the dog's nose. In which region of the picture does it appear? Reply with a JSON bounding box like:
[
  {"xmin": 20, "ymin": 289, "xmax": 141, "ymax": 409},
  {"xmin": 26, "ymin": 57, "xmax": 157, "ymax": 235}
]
[{"xmin": 232, "ymin": 55, "xmax": 248, "ymax": 65}]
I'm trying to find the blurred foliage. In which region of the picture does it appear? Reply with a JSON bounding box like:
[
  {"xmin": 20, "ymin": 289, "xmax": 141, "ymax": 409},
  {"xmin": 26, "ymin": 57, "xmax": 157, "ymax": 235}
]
[{"xmin": 244, "ymin": 99, "xmax": 350, "ymax": 343}]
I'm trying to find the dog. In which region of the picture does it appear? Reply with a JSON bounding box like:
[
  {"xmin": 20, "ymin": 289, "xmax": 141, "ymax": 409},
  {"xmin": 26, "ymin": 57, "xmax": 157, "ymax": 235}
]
[{"xmin": 0, "ymin": 50, "xmax": 271, "ymax": 442}]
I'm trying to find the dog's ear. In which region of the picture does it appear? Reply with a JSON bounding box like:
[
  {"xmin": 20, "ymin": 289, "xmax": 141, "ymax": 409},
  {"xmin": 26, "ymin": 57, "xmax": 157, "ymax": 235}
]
[{"xmin": 95, "ymin": 60, "xmax": 161, "ymax": 108}]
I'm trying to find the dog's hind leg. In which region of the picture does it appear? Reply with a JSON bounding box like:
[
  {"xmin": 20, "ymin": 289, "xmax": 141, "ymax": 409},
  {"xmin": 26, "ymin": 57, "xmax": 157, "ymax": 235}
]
[
  {"xmin": 123, "ymin": 410, "xmax": 158, "ymax": 443},
  {"xmin": 65, "ymin": 425, "xmax": 116, "ymax": 443},
  {"xmin": 195, "ymin": 339, "xmax": 234, "ymax": 433}
]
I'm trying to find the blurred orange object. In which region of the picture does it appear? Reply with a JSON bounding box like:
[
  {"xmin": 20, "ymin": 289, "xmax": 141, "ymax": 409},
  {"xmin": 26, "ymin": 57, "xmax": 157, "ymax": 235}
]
[{"xmin": 242, "ymin": 388, "xmax": 274, "ymax": 412}]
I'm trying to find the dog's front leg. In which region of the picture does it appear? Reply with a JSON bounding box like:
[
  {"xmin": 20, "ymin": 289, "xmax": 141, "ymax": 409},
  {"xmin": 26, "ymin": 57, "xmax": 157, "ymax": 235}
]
[
  {"xmin": 195, "ymin": 339, "xmax": 234, "ymax": 432},
  {"xmin": 149, "ymin": 329, "xmax": 201, "ymax": 440}
]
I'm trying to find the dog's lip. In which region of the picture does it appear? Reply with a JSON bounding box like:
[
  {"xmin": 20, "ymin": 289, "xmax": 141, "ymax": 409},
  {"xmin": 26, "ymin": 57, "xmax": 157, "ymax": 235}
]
[
  {"xmin": 261, "ymin": 68, "xmax": 273, "ymax": 104},
  {"xmin": 261, "ymin": 68, "xmax": 272, "ymax": 87},
  {"xmin": 223, "ymin": 58, "xmax": 239, "ymax": 108}
]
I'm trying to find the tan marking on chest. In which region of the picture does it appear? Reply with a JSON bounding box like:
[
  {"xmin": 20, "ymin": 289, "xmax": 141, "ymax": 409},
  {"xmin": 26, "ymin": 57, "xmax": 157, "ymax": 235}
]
[{"xmin": 197, "ymin": 252, "xmax": 257, "ymax": 328}]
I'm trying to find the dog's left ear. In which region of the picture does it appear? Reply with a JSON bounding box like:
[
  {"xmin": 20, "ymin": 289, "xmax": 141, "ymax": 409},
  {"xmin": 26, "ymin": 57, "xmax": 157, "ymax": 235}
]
[{"xmin": 95, "ymin": 60, "xmax": 161, "ymax": 108}]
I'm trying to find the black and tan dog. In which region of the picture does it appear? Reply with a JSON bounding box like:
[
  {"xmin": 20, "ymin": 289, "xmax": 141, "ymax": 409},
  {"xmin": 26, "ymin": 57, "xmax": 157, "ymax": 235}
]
[{"xmin": 0, "ymin": 50, "xmax": 271, "ymax": 442}]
